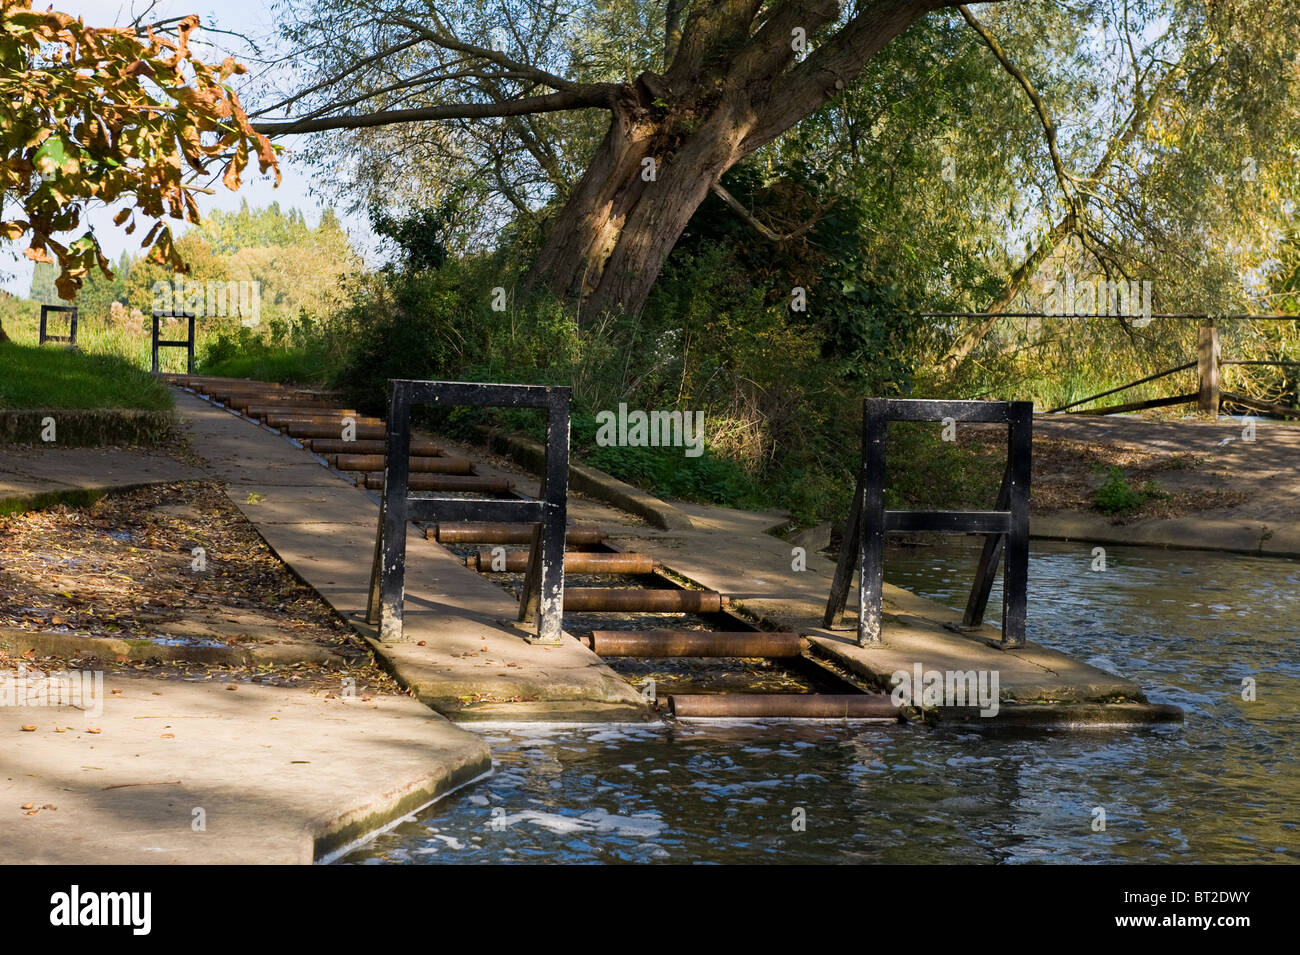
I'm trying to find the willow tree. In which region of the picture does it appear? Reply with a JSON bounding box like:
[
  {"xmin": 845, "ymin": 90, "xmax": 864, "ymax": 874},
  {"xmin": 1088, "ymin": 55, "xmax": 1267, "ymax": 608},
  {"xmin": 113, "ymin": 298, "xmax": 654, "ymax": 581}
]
[{"xmin": 255, "ymin": 0, "xmax": 1002, "ymax": 316}]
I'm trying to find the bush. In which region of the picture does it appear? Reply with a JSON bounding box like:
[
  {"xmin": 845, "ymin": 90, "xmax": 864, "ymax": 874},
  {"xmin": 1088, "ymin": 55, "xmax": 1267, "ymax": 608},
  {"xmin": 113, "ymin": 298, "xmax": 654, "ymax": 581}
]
[{"xmin": 1093, "ymin": 466, "xmax": 1166, "ymax": 515}]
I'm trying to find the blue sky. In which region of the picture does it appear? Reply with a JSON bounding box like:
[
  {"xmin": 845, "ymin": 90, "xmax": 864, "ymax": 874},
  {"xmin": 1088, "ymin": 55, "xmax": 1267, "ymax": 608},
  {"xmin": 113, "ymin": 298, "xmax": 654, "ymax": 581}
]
[{"xmin": 2, "ymin": 0, "xmax": 376, "ymax": 295}]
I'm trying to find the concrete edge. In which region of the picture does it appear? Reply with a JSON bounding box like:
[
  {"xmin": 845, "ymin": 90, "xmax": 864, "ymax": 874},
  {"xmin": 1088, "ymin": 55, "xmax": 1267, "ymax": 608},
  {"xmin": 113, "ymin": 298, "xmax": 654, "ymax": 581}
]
[
  {"xmin": 0, "ymin": 408, "xmax": 180, "ymax": 447},
  {"xmin": 476, "ymin": 427, "xmax": 695, "ymax": 531},
  {"xmin": 0, "ymin": 484, "xmax": 114, "ymax": 517},
  {"xmin": 1032, "ymin": 512, "xmax": 1300, "ymax": 559},
  {"xmin": 307, "ymin": 737, "xmax": 492, "ymax": 863},
  {"xmin": 360, "ymin": 635, "xmax": 654, "ymax": 723},
  {"xmin": 0, "ymin": 626, "xmax": 348, "ymax": 667}
]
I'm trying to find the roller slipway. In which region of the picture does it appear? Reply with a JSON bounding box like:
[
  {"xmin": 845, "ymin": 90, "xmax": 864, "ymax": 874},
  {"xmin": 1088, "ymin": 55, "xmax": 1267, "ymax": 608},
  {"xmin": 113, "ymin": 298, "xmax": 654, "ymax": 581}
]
[{"xmin": 166, "ymin": 375, "xmax": 899, "ymax": 722}]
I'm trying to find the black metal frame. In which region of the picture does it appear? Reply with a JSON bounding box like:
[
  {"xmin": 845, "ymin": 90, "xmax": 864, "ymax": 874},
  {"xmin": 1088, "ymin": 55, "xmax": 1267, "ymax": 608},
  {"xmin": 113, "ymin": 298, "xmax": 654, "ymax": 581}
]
[
  {"xmin": 824, "ymin": 398, "xmax": 1033, "ymax": 648},
  {"xmin": 365, "ymin": 379, "xmax": 571, "ymax": 645},
  {"xmin": 39, "ymin": 304, "xmax": 77, "ymax": 346},
  {"xmin": 151, "ymin": 311, "xmax": 196, "ymax": 374}
]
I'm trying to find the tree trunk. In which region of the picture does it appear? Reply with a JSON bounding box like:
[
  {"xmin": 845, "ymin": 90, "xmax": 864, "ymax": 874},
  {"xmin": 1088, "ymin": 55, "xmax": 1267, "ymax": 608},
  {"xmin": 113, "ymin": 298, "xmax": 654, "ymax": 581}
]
[
  {"xmin": 524, "ymin": 0, "xmax": 959, "ymax": 315},
  {"xmin": 527, "ymin": 86, "xmax": 753, "ymax": 316}
]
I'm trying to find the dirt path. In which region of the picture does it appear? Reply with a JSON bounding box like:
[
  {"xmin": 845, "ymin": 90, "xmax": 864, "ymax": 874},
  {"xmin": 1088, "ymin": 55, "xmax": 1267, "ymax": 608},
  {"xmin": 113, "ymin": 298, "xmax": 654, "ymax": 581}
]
[{"xmin": 1034, "ymin": 413, "xmax": 1300, "ymax": 524}]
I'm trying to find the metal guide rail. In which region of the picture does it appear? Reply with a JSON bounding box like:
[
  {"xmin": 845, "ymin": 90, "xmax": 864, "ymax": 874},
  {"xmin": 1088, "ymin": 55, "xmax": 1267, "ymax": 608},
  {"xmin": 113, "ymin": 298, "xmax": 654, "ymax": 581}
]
[
  {"xmin": 364, "ymin": 379, "xmax": 572, "ymax": 645},
  {"xmin": 39, "ymin": 304, "xmax": 78, "ymax": 346},
  {"xmin": 824, "ymin": 397, "xmax": 1032, "ymax": 648},
  {"xmin": 151, "ymin": 311, "xmax": 197, "ymax": 374}
]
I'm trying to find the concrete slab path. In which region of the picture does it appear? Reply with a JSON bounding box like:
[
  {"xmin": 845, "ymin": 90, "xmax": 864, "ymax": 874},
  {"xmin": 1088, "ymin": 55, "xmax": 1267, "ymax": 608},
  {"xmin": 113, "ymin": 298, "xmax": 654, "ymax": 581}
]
[
  {"xmin": 173, "ymin": 389, "xmax": 649, "ymax": 722},
  {"xmin": 1, "ymin": 670, "xmax": 488, "ymax": 864}
]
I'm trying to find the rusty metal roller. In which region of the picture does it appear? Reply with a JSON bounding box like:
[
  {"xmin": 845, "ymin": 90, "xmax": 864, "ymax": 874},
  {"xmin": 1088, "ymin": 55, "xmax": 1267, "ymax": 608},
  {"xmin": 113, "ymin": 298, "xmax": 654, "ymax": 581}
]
[
  {"xmin": 285, "ymin": 422, "xmax": 388, "ymax": 440},
  {"xmin": 359, "ymin": 473, "xmax": 513, "ymax": 493},
  {"xmin": 669, "ymin": 694, "xmax": 899, "ymax": 719},
  {"xmin": 432, "ymin": 523, "xmax": 607, "ymax": 545},
  {"xmin": 242, "ymin": 402, "xmax": 356, "ymax": 416},
  {"xmin": 563, "ymin": 588, "xmax": 722, "ymax": 613},
  {"xmin": 264, "ymin": 413, "xmax": 384, "ymax": 428},
  {"xmin": 307, "ymin": 438, "xmax": 444, "ymax": 456},
  {"xmin": 333, "ymin": 454, "xmax": 473, "ymax": 474},
  {"xmin": 588, "ymin": 630, "xmax": 801, "ymax": 657},
  {"xmin": 472, "ymin": 551, "xmax": 655, "ymax": 573}
]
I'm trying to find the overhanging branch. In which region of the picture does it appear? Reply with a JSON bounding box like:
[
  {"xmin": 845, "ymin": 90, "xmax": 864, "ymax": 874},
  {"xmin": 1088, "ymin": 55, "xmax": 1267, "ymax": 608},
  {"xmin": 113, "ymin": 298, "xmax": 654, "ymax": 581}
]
[{"xmin": 252, "ymin": 87, "xmax": 617, "ymax": 135}]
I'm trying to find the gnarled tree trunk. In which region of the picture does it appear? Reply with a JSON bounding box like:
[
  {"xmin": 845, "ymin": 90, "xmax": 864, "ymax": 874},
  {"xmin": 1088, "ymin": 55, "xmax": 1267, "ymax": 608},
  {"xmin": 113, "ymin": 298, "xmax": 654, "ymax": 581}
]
[{"xmin": 526, "ymin": 0, "xmax": 959, "ymax": 316}]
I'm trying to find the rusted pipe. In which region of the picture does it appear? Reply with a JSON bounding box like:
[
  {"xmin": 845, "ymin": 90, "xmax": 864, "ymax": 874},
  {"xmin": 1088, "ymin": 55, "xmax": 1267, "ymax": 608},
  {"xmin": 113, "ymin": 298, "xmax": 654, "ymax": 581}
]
[
  {"xmin": 669, "ymin": 694, "xmax": 899, "ymax": 719},
  {"xmin": 285, "ymin": 422, "xmax": 388, "ymax": 440},
  {"xmin": 359, "ymin": 473, "xmax": 513, "ymax": 493},
  {"xmin": 242, "ymin": 402, "xmax": 356, "ymax": 416},
  {"xmin": 432, "ymin": 523, "xmax": 607, "ymax": 545},
  {"xmin": 307, "ymin": 438, "xmax": 444, "ymax": 456},
  {"xmin": 588, "ymin": 630, "xmax": 801, "ymax": 657},
  {"xmin": 264, "ymin": 413, "xmax": 384, "ymax": 428},
  {"xmin": 471, "ymin": 551, "xmax": 655, "ymax": 573},
  {"xmin": 333, "ymin": 454, "xmax": 473, "ymax": 474},
  {"xmin": 563, "ymin": 588, "xmax": 722, "ymax": 613}
]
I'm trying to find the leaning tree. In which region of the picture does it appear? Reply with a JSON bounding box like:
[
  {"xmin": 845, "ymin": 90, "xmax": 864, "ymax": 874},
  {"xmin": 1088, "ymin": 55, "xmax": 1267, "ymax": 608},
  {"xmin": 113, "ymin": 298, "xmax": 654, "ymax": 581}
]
[{"xmin": 253, "ymin": 0, "xmax": 1007, "ymax": 316}]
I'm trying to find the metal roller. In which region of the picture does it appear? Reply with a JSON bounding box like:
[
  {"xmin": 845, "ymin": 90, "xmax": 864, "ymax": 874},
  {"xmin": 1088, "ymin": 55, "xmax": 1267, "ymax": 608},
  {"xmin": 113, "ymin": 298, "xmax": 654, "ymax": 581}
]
[
  {"xmin": 432, "ymin": 523, "xmax": 607, "ymax": 545},
  {"xmin": 307, "ymin": 438, "xmax": 444, "ymax": 456},
  {"xmin": 472, "ymin": 551, "xmax": 655, "ymax": 573},
  {"xmin": 587, "ymin": 630, "xmax": 801, "ymax": 657},
  {"xmin": 669, "ymin": 694, "xmax": 899, "ymax": 719},
  {"xmin": 359, "ymin": 473, "xmax": 513, "ymax": 493},
  {"xmin": 562, "ymin": 588, "xmax": 722, "ymax": 613},
  {"xmin": 332, "ymin": 454, "xmax": 473, "ymax": 474}
]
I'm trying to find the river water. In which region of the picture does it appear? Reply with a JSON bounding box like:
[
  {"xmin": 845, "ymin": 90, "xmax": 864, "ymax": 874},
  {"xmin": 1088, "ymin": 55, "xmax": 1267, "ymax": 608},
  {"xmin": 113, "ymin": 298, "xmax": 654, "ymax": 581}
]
[{"xmin": 343, "ymin": 540, "xmax": 1299, "ymax": 864}]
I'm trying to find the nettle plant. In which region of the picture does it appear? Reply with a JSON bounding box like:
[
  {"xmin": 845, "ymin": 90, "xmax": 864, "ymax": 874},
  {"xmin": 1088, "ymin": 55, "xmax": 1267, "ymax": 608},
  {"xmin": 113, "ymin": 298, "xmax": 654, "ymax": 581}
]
[{"xmin": 0, "ymin": 2, "xmax": 276, "ymax": 307}]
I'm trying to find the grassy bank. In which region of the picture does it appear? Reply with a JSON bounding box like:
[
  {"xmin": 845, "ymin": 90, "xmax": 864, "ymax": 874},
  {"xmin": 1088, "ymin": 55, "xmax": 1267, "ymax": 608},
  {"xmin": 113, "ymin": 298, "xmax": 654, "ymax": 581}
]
[{"xmin": 0, "ymin": 341, "xmax": 173, "ymax": 410}]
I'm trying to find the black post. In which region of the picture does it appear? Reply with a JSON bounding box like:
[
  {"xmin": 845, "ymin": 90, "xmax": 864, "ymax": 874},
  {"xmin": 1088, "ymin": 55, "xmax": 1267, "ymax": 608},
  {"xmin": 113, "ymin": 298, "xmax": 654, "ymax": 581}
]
[
  {"xmin": 962, "ymin": 467, "xmax": 1011, "ymax": 628},
  {"xmin": 1002, "ymin": 402, "xmax": 1032, "ymax": 647},
  {"xmin": 822, "ymin": 472, "xmax": 863, "ymax": 629},
  {"xmin": 535, "ymin": 390, "xmax": 570, "ymax": 644},
  {"xmin": 377, "ymin": 380, "xmax": 413, "ymax": 643},
  {"xmin": 151, "ymin": 313, "xmax": 160, "ymax": 373},
  {"xmin": 858, "ymin": 412, "xmax": 888, "ymax": 645}
]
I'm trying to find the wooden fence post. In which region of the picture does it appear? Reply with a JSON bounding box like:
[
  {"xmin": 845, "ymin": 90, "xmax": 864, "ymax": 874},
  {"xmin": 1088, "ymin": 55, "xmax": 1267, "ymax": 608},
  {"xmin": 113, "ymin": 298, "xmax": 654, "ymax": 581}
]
[{"xmin": 1198, "ymin": 323, "xmax": 1220, "ymax": 416}]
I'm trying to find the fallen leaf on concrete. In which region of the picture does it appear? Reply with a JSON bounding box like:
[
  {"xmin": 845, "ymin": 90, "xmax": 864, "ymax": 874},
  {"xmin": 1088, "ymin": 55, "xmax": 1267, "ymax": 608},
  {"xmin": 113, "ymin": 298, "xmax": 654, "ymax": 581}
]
[
  {"xmin": 20, "ymin": 725, "xmax": 36, "ymax": 732},
  {"xmin": 20, "ymin": 802, "xmax": 33, "ymax": 809},
  {"xmin": 160, "ymin": 733, "xmax": 174, "ymax": 739},
  {"xmin": 225, "ymin": 684, "xmax": 237, "ymax": 691},
  {"xmin": 111, "ymin": 689, "xmax": 122, "ymax": 695},
  {"xmin": 42, "ymin": 804, "xmax": 56, "ymax": 810},
  {"xmin": 86, "ymin": 727, "xmax": 101, "ymax": 734},
  {"xmin": 24, "ymin": 810, "xmax": 39, "ymax": 816}
]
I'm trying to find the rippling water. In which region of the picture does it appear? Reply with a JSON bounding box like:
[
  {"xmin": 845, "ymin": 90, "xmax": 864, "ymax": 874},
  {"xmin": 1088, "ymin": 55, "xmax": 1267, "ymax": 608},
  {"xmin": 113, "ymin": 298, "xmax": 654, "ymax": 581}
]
[{"xmin": 344, "ymin": 540, "xmax": 1299, "ymax": 864}]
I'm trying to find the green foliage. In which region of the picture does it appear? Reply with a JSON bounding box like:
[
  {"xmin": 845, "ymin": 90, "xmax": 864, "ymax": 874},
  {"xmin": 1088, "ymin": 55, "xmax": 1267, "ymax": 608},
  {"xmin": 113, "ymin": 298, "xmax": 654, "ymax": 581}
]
[
  {"xmin": 1093, "ymin": 466, "xmax": 1167, "ymax": 516},
  {"xmin": 368, "ymin": 204, "xmax": 451, "ymax": 273}
]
